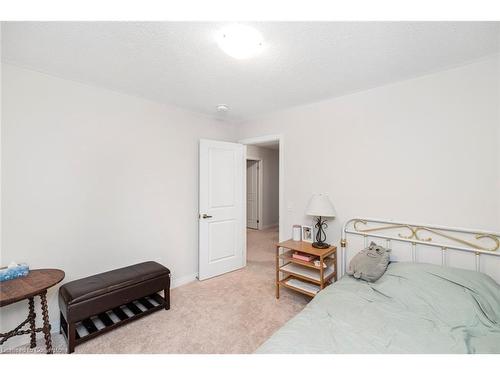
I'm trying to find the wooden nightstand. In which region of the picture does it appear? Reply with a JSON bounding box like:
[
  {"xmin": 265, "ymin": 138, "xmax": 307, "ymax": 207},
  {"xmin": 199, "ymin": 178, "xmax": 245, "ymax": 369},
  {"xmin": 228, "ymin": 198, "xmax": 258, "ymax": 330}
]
[{"xmin": 275, "ymin": 240, "xmax": 337, "ymax": 298}]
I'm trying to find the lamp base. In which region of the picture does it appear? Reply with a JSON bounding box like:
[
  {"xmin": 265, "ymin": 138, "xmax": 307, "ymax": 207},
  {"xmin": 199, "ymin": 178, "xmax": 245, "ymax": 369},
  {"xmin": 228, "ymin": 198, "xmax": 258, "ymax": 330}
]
[{"xmin": 312, "ymin": 241, "xmax": 330, "ymax": 249}]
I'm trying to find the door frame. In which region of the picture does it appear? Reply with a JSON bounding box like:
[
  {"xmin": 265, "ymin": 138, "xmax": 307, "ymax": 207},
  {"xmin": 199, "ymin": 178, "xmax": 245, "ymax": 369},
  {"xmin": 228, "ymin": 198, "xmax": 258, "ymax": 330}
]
[
  {"xmin": 246, "ymin": 158, "xmax": 263, "ymax": 230},
  {"xmin": 239, "ymin": 134, "xmax": 284, "ymax": 241}
]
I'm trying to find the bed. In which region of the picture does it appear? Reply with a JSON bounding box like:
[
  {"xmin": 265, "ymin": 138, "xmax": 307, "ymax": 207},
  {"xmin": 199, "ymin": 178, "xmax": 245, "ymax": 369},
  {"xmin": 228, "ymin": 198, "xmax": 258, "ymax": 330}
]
[{"xmin": 257, "ymin": 218, "xmax": 500, "ymax": 354}]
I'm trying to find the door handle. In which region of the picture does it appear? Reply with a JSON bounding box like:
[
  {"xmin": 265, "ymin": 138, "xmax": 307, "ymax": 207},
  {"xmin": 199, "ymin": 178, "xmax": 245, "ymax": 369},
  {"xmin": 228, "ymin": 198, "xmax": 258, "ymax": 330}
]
[{"xmin": 201, "ymin": 214, "xmax": 213, "ymax": 219}]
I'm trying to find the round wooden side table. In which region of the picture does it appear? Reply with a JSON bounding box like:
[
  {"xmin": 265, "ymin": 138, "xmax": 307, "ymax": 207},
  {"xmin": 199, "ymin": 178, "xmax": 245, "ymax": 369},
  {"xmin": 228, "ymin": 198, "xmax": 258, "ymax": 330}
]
[{"xmin": 0, "ymin": 269, "xmax": 65, "ymax": 354}]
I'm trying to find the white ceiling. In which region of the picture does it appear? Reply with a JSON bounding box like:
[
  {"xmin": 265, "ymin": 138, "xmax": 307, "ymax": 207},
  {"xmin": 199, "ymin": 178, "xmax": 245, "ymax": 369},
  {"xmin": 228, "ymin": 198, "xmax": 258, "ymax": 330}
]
[{"xmin": 2, "ymin": 22, "xmax": 499, "ymax": 121}]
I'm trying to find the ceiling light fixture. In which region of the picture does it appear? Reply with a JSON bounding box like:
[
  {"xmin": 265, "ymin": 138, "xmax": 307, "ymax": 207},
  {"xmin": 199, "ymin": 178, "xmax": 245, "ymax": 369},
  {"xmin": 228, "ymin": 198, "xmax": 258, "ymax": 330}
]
[
  {"xmin": 216, "ymin": 104, "xmax": 229, "ymax": 113},
  {"xmin": 216, "ymin": 24, "xmax": 264, "ymax": 59}
]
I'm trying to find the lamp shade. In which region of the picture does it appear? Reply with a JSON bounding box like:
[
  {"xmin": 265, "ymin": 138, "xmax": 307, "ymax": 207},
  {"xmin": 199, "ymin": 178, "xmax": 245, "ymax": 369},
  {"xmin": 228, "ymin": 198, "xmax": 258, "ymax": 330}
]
[{"xmin": 305, "ymin": 194, "xmax": 336, "ymax": 218}]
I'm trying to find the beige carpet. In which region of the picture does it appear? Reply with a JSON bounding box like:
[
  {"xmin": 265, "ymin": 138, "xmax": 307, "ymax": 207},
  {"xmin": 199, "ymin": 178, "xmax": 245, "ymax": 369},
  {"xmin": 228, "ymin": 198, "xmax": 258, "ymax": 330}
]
[{"xmin": 9, "ymin": 228, "xmax": 309, "ymax": 354}]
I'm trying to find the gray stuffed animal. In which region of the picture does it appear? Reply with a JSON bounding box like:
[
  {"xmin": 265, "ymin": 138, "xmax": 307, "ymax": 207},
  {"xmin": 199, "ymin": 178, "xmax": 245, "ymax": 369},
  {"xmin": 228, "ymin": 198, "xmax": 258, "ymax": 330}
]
[{"xmin": 347, "ymin": 241, "xmax": 391, "ymax": 282}]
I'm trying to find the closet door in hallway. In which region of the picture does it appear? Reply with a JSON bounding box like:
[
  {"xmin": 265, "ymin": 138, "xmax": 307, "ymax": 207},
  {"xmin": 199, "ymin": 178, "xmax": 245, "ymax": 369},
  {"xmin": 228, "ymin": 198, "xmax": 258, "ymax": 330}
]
[{"xmin": 246, "ymin": 160, "xmax": 259, "ymax": 229}]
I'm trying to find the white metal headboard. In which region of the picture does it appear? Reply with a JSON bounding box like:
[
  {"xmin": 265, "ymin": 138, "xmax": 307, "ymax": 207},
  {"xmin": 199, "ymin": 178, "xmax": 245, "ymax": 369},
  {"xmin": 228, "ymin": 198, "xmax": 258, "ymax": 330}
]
[{"xmin": 340, "ymin": 218, "xmax": 500, "ymax": 279}]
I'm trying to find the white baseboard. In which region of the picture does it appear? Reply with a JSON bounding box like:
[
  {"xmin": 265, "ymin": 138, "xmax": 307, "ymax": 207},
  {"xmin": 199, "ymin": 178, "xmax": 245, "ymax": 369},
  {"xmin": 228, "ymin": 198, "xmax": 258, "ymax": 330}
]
[{"xmin": 171, "ymin": 272, "xmax": 198, "ymax": 289}]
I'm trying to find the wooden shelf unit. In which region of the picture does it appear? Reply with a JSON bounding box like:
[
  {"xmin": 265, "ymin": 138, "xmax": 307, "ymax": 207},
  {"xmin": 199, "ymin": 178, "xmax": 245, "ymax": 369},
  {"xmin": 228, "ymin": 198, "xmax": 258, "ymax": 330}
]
[{"xmin": 275, "ymin": 240, "xmax": 337, "ymax": 299}]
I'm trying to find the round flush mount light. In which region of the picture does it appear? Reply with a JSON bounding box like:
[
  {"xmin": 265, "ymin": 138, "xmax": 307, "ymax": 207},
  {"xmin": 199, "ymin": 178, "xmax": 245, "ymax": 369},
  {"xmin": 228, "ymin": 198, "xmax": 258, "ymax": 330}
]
[
  {"xmin": 216, "ymin": 104, "xmax": 229, "ymax": 113},
  {"xmin": 216, "ymin": 24, "xmax": 264, "ymax": 59}
]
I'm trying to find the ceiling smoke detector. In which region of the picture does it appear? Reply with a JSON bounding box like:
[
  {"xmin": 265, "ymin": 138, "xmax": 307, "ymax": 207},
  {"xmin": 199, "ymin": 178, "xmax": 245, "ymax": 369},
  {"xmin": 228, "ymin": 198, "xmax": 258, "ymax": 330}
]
[{"xmin": 216, "ymin": 104, "xmax": 229, "ymax": 113}]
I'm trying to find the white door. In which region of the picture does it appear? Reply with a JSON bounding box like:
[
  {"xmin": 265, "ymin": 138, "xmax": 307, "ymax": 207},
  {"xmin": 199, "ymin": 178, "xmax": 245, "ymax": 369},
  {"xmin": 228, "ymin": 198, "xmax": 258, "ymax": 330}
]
[
  {"xmin": 246, "ymin": 160, "xmax": 259, "ymax": 229},
  {"xmin": 199, "ymin": 139, "xmax": 245, "ymax": 280}
]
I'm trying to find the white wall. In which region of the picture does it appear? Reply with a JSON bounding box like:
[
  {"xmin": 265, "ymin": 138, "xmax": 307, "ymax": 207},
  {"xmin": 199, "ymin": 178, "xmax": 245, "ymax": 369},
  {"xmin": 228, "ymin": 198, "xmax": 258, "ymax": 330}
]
[
  {"xmin": 0, "ymin": 28, "xmax": 3, "ymax": 271},
  {"xmin": 237, "ymin": 57, "xmax": 500, "ymax": 248},
  {"xmin": 0, "ymin": 64, "xmax": 235, "ymax": 349},
  {"xmin": 497, "ymin": 58, "xmax": 500, "ymax": 228},
  {"xmin": 246, "ymin": 145, "xmax": 279, "ymax": 228}
]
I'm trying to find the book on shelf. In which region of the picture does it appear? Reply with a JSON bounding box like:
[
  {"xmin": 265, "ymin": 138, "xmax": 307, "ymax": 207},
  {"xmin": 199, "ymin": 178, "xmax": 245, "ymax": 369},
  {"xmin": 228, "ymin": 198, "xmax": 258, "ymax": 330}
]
[
  {"xmin": 285, "ymin": 278, "xmax": 320, "ymax": 295},
  {"xmin": 292, "ymin": 251, "xmax": 317, "ymax": 262}
]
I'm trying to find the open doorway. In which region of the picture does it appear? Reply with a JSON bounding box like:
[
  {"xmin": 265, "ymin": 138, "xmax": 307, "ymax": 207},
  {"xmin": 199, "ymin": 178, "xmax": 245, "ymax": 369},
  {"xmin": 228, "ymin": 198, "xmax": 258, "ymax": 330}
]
[
  {"xmin": 198, "ymin": 136, "xmax": 282, "ymax": 281},
  {"xmin": 241, "ymin": 136, "xmax": 281, "ymax": 267}
]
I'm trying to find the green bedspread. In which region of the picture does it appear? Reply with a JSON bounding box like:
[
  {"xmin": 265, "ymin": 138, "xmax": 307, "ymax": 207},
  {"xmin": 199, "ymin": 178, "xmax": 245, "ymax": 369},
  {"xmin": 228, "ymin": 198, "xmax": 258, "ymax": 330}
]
[{"xmin": 256, "ymin": 262, "xmax": 500, "ymax": 353}]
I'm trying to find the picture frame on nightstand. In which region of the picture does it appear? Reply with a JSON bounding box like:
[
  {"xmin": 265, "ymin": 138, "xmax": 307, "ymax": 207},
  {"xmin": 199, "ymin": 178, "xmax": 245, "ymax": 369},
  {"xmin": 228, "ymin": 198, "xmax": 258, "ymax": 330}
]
[{"xmin": 301, "ymin": 225, "xmax": 313, "ymax": 243}]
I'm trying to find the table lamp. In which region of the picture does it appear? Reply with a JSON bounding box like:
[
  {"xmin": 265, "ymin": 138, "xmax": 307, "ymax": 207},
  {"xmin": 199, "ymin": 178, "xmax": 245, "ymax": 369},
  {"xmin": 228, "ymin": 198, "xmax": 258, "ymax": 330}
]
[{"xmin": 305, "ymin": 193, "xmax": 336, "ymax": 249}]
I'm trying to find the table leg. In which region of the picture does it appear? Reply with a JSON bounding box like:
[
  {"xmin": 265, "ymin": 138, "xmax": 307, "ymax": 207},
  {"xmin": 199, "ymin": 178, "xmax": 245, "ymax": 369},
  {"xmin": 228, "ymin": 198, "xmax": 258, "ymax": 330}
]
[
  {"xmin": 39, "ymin": 291, "xmax": 53, "ymax": 354},
  {"xmin": 320, "ymin": 255, "xmax": 324, "ymax": 290},
  {"xmin": 275, "ymin": 246, "xmax": 280, "ymax": 299},
  {"xmin": 28, "ymin": 297, "xmax": 37, "ymax": 348}
]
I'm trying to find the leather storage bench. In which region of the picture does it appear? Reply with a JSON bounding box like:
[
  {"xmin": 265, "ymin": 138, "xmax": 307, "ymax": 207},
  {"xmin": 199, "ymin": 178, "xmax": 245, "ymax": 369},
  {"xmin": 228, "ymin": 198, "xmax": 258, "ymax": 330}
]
[{"xmin": 59, "ymin": 261, "xmax": 170, "ymax": 353}]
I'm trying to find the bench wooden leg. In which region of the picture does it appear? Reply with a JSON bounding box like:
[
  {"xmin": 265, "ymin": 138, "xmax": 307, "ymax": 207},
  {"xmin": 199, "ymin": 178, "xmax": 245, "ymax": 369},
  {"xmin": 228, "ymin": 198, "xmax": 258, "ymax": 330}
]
[
  {"xmin": 164, "ymin": 288, "xmax": 170, "ymax": 310},
  {"xmin": 59, "ymin": 312, "xmax": 63, "ymax": 334},
  {"xmin": 67, "ymin": 322, "xmax": 76, "ymax": 354}
]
